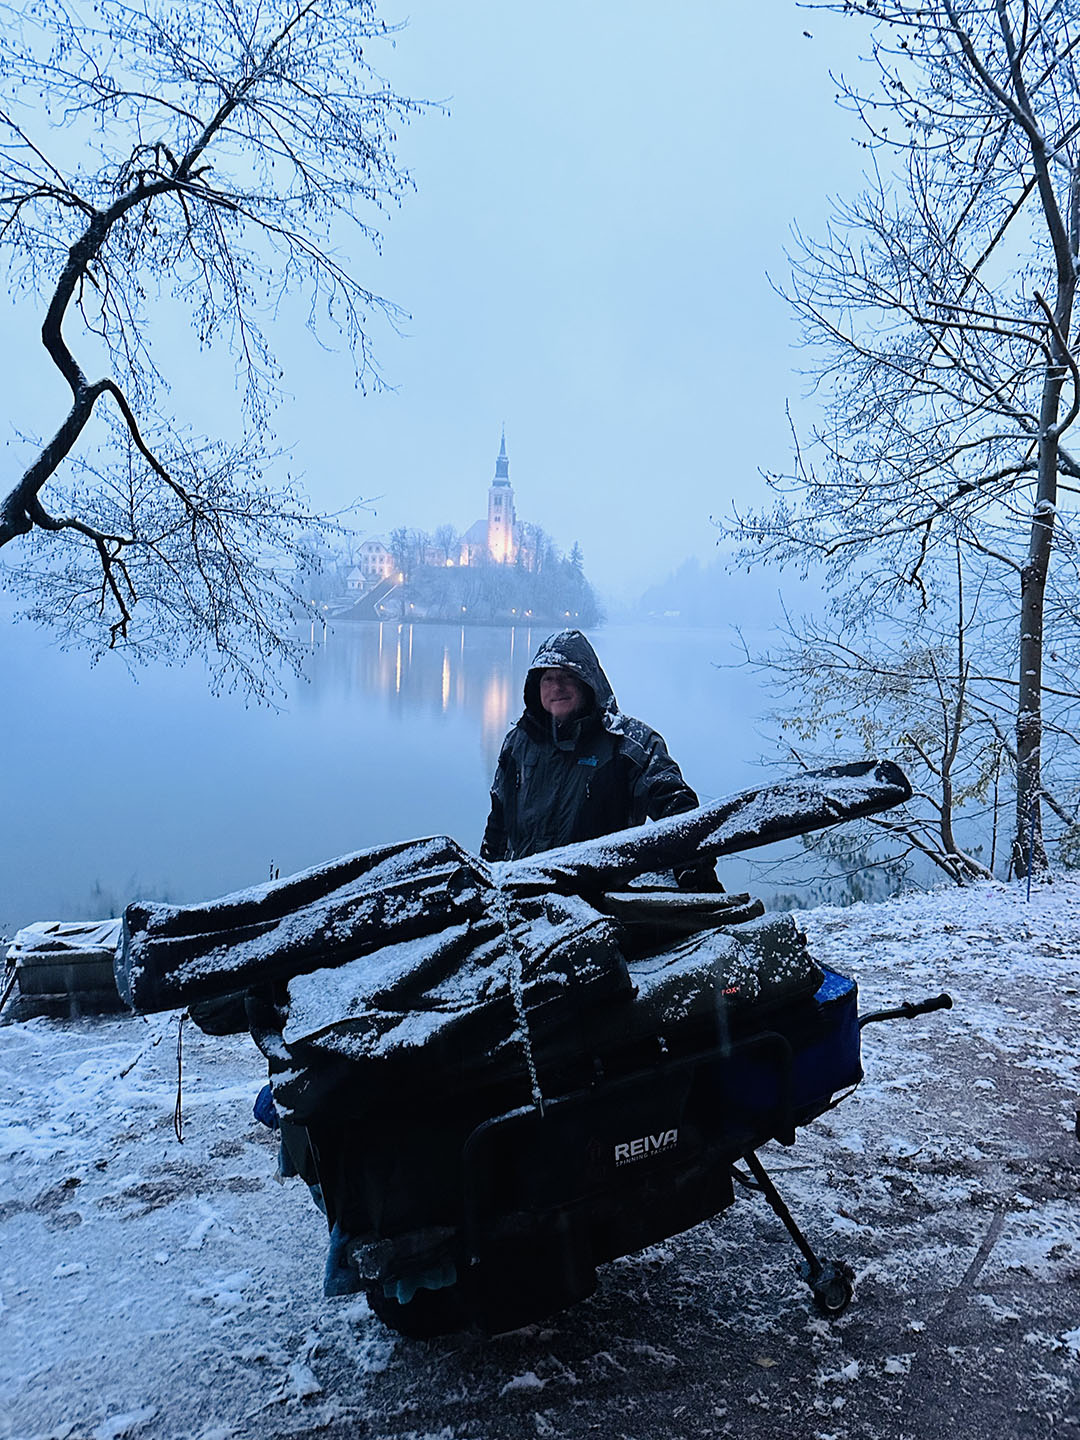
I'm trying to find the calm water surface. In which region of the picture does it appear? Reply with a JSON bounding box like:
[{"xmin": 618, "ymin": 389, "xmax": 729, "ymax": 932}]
[{"xmin": 1, "ymin": 619, "xmax": 781, "ymax": 937}]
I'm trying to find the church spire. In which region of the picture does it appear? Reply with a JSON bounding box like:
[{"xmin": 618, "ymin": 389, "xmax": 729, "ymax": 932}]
[
  {"xmin": 494, "ymin": 425, "xmax": 510, "ymax": 483},
  {"xmin": 487, "ymin": 425, "xmax": 516, "ymax": 563}
]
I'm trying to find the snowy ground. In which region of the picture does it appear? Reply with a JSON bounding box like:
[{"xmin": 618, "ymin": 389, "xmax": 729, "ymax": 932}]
[{"xmin": 1, "ymin": 878, "xmax": 1078, "ymax": 1440}]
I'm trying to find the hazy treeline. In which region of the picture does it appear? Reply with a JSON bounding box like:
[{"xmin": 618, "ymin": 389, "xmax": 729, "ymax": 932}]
[
  {"xmin": 389, "ymin": 524, "xmax": 601, "ymax": 626},
  {"xmin": 302, "ymin": 524, "xmax": 601, "ymax": 626}
]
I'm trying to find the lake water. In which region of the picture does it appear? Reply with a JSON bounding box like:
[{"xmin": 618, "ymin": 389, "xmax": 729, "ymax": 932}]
[{"xmin": 1, "ymin": 618, "xmax": 794, "ymax": 938}]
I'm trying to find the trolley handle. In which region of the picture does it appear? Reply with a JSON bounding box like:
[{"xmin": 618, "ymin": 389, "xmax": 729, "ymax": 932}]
[{"xmin": 859, "ymin": 992, "xmax": 953, "ymax": 1030}]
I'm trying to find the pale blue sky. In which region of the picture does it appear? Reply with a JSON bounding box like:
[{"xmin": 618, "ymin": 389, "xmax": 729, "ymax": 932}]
[
  {"xmin": 304, "ymin": 1, "xmax": 873, "ymax": 598},
  {"xmin": 2, "ymin": 1, "xmax": 874, "ymax": 599}
]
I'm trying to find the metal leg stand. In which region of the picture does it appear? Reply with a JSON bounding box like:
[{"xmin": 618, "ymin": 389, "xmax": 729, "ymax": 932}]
[{"xmin": 743, "ymin": 1150, "xmax": 854, "ymax": 1316}]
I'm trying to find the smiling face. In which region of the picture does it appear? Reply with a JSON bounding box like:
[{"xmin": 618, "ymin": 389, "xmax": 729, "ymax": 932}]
[{"xmin": 539, "ymin": 667, "xmax": 590, "ymax": 722}]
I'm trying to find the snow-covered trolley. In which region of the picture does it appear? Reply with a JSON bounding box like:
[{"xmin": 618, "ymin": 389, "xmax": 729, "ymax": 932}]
[{"xmin": 116, "ymin": 761, "xmax": 950, "ymax": 1337}]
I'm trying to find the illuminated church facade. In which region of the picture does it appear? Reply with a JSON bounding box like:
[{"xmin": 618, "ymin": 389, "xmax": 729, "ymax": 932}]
[
  {"xmin": 349, "ymin": 431, "xmax": 528, "ymax": 588},
  {"xmin": 459, "ymin": 429, "xmax": 521, "ymax": 566}
]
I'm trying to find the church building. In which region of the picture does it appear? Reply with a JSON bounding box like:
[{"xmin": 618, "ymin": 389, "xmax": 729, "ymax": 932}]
[{"xmin": 460, "ymin": 430, "xmax": 521, "ymax": 566}]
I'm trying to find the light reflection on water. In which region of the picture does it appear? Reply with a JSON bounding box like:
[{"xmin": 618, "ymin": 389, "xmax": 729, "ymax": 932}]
[
  {"xmin": 0, "ymin": 619, "xmax": 767, "ymax": 936},
  {"xmin": 299, "ymin": 621, "xmax": 539, "ymax": 775}
]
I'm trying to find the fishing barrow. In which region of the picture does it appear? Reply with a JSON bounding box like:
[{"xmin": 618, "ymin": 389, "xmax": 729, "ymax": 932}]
[
  {"xmin": 117, "ymin": 760, "xmax": 951, "ymax": 1337},
  {"xmin": 270, "ymin": 903, "xmax": 949, "ymax": 1336}
]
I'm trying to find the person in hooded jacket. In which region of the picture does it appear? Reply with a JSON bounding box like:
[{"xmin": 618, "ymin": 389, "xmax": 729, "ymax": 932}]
[{"xmin": 481, "ymin": 629, "xmax": 720, "ymax": 889}]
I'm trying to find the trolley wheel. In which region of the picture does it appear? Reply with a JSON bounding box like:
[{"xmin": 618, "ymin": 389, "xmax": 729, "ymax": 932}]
[
  {"xmin": 363, "ymin": 1281, "xmax": 469, "ymax": 1340},
  {"xmin": 807, "ymin": 1259, "xmax": 855, "ymax": 1317}
]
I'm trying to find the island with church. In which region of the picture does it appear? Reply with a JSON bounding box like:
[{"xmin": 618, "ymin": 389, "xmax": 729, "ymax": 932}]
[{"xmin": 311, "ymin": 432, "xmax": 602, "ymax": 626}]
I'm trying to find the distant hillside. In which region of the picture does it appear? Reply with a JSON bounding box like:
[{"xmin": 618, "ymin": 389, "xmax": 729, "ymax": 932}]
[{"xmin": 618, "ymin": 555, "xmax": 797, "ymax": 631}]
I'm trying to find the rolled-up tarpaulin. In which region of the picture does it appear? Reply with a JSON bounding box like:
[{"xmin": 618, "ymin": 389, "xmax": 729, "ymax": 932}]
[
  {"xmin": 116, "ymin": 760, "xmax": 910, "ymax": 1014},
  {"xmin": 499, "ymin": 760, "xmax": 912, "ymax": 893},
  {"xmin": 116, "ymin": 835, "xmax": 490, "ymax": 1013}
]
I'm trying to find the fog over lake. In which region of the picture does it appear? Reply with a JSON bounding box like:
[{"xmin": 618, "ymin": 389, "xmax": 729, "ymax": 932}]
[{"xmin": 0, "ymin": 618, "xmax": 808, "ymax": 938}]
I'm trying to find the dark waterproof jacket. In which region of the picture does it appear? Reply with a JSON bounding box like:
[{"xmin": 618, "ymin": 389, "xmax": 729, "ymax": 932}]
[{"xmin": 480, "ymin": 630, "xmax": 712, "ymax": 881}]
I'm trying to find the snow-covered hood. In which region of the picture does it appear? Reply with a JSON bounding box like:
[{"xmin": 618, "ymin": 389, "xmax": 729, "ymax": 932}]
[{"xmin": 522, "ymin": 629, "xmax": 615, "ymax": 721}]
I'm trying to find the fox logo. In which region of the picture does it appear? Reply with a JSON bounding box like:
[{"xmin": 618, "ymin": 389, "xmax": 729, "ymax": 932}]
[{"xmin": 614, "ymin": 1128, "xmax": 679, "ymax": 1165}]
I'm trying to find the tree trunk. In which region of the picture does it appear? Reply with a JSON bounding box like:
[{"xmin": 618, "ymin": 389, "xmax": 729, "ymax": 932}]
[
  {"xmin": 1005, "ymin": 37, "xmax": 1079, "ymax": 875},
  {"xmin": 1012, "ymin": 366, "xmax": 1064, "ymax": 878}
]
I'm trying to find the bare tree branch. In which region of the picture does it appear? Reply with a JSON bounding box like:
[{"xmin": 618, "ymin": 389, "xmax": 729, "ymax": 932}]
[
  {"xmin": 0, "ymin": 0, "xmax": 427, "ymax": 696},
  {"xmin": 727, "ymin": 0, "xmax": 1080, "ymax": 878}
]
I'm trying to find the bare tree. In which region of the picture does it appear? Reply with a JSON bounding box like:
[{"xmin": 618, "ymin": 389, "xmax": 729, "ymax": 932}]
[
  {"xmin": 752, "ymin": 548, "xmax": 1004, "ymax": 883},
  {"xmin": 515, "ymin": 521, "xmax": 556, "ymax": 575},
  {"xmin": 0, "ymin": 0, "xmax": 421, "ymax": 694},
  {"xmin": 725, "ymin": 0, "xmax": 1080, "ymax": 876},
  {"xmin": 388, "ymin": 527, "xmax": 429, "ymax": 581},
  {"xmin": 432, "ymin": 523, "xmax": 460, "ymax": 567}
]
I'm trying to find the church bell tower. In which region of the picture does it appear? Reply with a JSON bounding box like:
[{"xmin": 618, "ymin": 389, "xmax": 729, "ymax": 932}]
[{"xmin": 487, "ymin": 427, "xmax": 516, "ymax": 564}]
